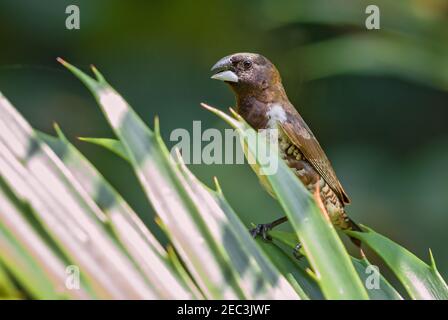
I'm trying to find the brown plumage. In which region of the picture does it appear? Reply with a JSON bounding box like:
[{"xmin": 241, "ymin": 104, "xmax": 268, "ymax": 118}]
[{"xmin": 211, "ymin": 52, "xmax": 362, "ymax": 242}]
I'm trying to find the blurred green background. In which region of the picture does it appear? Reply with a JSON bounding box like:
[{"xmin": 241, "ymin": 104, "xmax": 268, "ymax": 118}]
[{"xmin": 1, "ymin": 0, "xmax": 447, "ymax": 288}]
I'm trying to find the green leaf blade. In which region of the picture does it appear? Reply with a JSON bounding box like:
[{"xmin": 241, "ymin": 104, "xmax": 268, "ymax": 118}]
[
  {"xmin": 40, "ymin": 130, "xmax": 194, "ymax": 299},
  {"xmin": 348, "ymin": 226, "xmax": 448, "ymax": 300},
  {"xmin": 0, "ymin": 91, "xmax": 157, "ymax": 299}
]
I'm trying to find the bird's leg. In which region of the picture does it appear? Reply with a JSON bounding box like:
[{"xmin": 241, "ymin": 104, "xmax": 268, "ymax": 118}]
[
  {"xmin": 250, "ymin": 216, "xmax": 305, "ymax": 259},
  {"xmin": 293, "ymin": 242, "xmax": 303, "ymax": 260},
  {"xmin": 250, "ymin": 216, "xmax": 288, "ymax": 241}
]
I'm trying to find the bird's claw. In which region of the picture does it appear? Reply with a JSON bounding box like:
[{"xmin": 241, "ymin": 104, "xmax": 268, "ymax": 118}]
[
  {"xmin": 250, "ymin": 223, "xmax": 273, "ymax": 241},
  {"xmin": 293, "ymin": 243, "xmax": 303, "ymax": 260}
]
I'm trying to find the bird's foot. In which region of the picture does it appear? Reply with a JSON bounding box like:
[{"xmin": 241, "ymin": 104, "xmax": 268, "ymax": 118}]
[
  {"xmin": 293, "ymin": 242, "xmax": 303, "ymax": 260},
  {"xmin": 250, "ymin": 223, "xmax": 273, "ymax": 241}
]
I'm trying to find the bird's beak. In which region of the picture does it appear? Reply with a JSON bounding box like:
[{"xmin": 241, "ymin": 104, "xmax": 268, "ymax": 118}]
[{"xmin": 210, "ymin": 56, "xmax": 238, "ymax": 83}]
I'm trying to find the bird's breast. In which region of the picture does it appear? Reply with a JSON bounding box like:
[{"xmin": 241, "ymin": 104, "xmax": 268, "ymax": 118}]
[{"xmin": 237, "ymin": 97, "xmax": 270, "ymax": 130}]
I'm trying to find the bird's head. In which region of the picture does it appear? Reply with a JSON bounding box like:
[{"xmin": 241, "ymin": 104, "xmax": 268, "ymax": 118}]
[{"xmin": 211, "ymin": 53, "xmax": 283, "ymax": 99}]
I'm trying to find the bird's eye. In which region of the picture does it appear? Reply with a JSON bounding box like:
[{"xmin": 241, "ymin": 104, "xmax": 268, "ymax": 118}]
[{"xmin": 242, "ymin": 60, "xmax": 252, "ymax": 70}]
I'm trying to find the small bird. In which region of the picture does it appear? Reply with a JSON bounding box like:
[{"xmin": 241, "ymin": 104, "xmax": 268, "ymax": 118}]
[{"xmin": 210, "ymin": 52, "xmax": 361, "ymax": 247}]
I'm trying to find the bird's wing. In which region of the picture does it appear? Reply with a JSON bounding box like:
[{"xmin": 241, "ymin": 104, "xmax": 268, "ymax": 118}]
[{"xmin": 279, "ymin": 108, "xmax": 350, "ymax": 204}]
